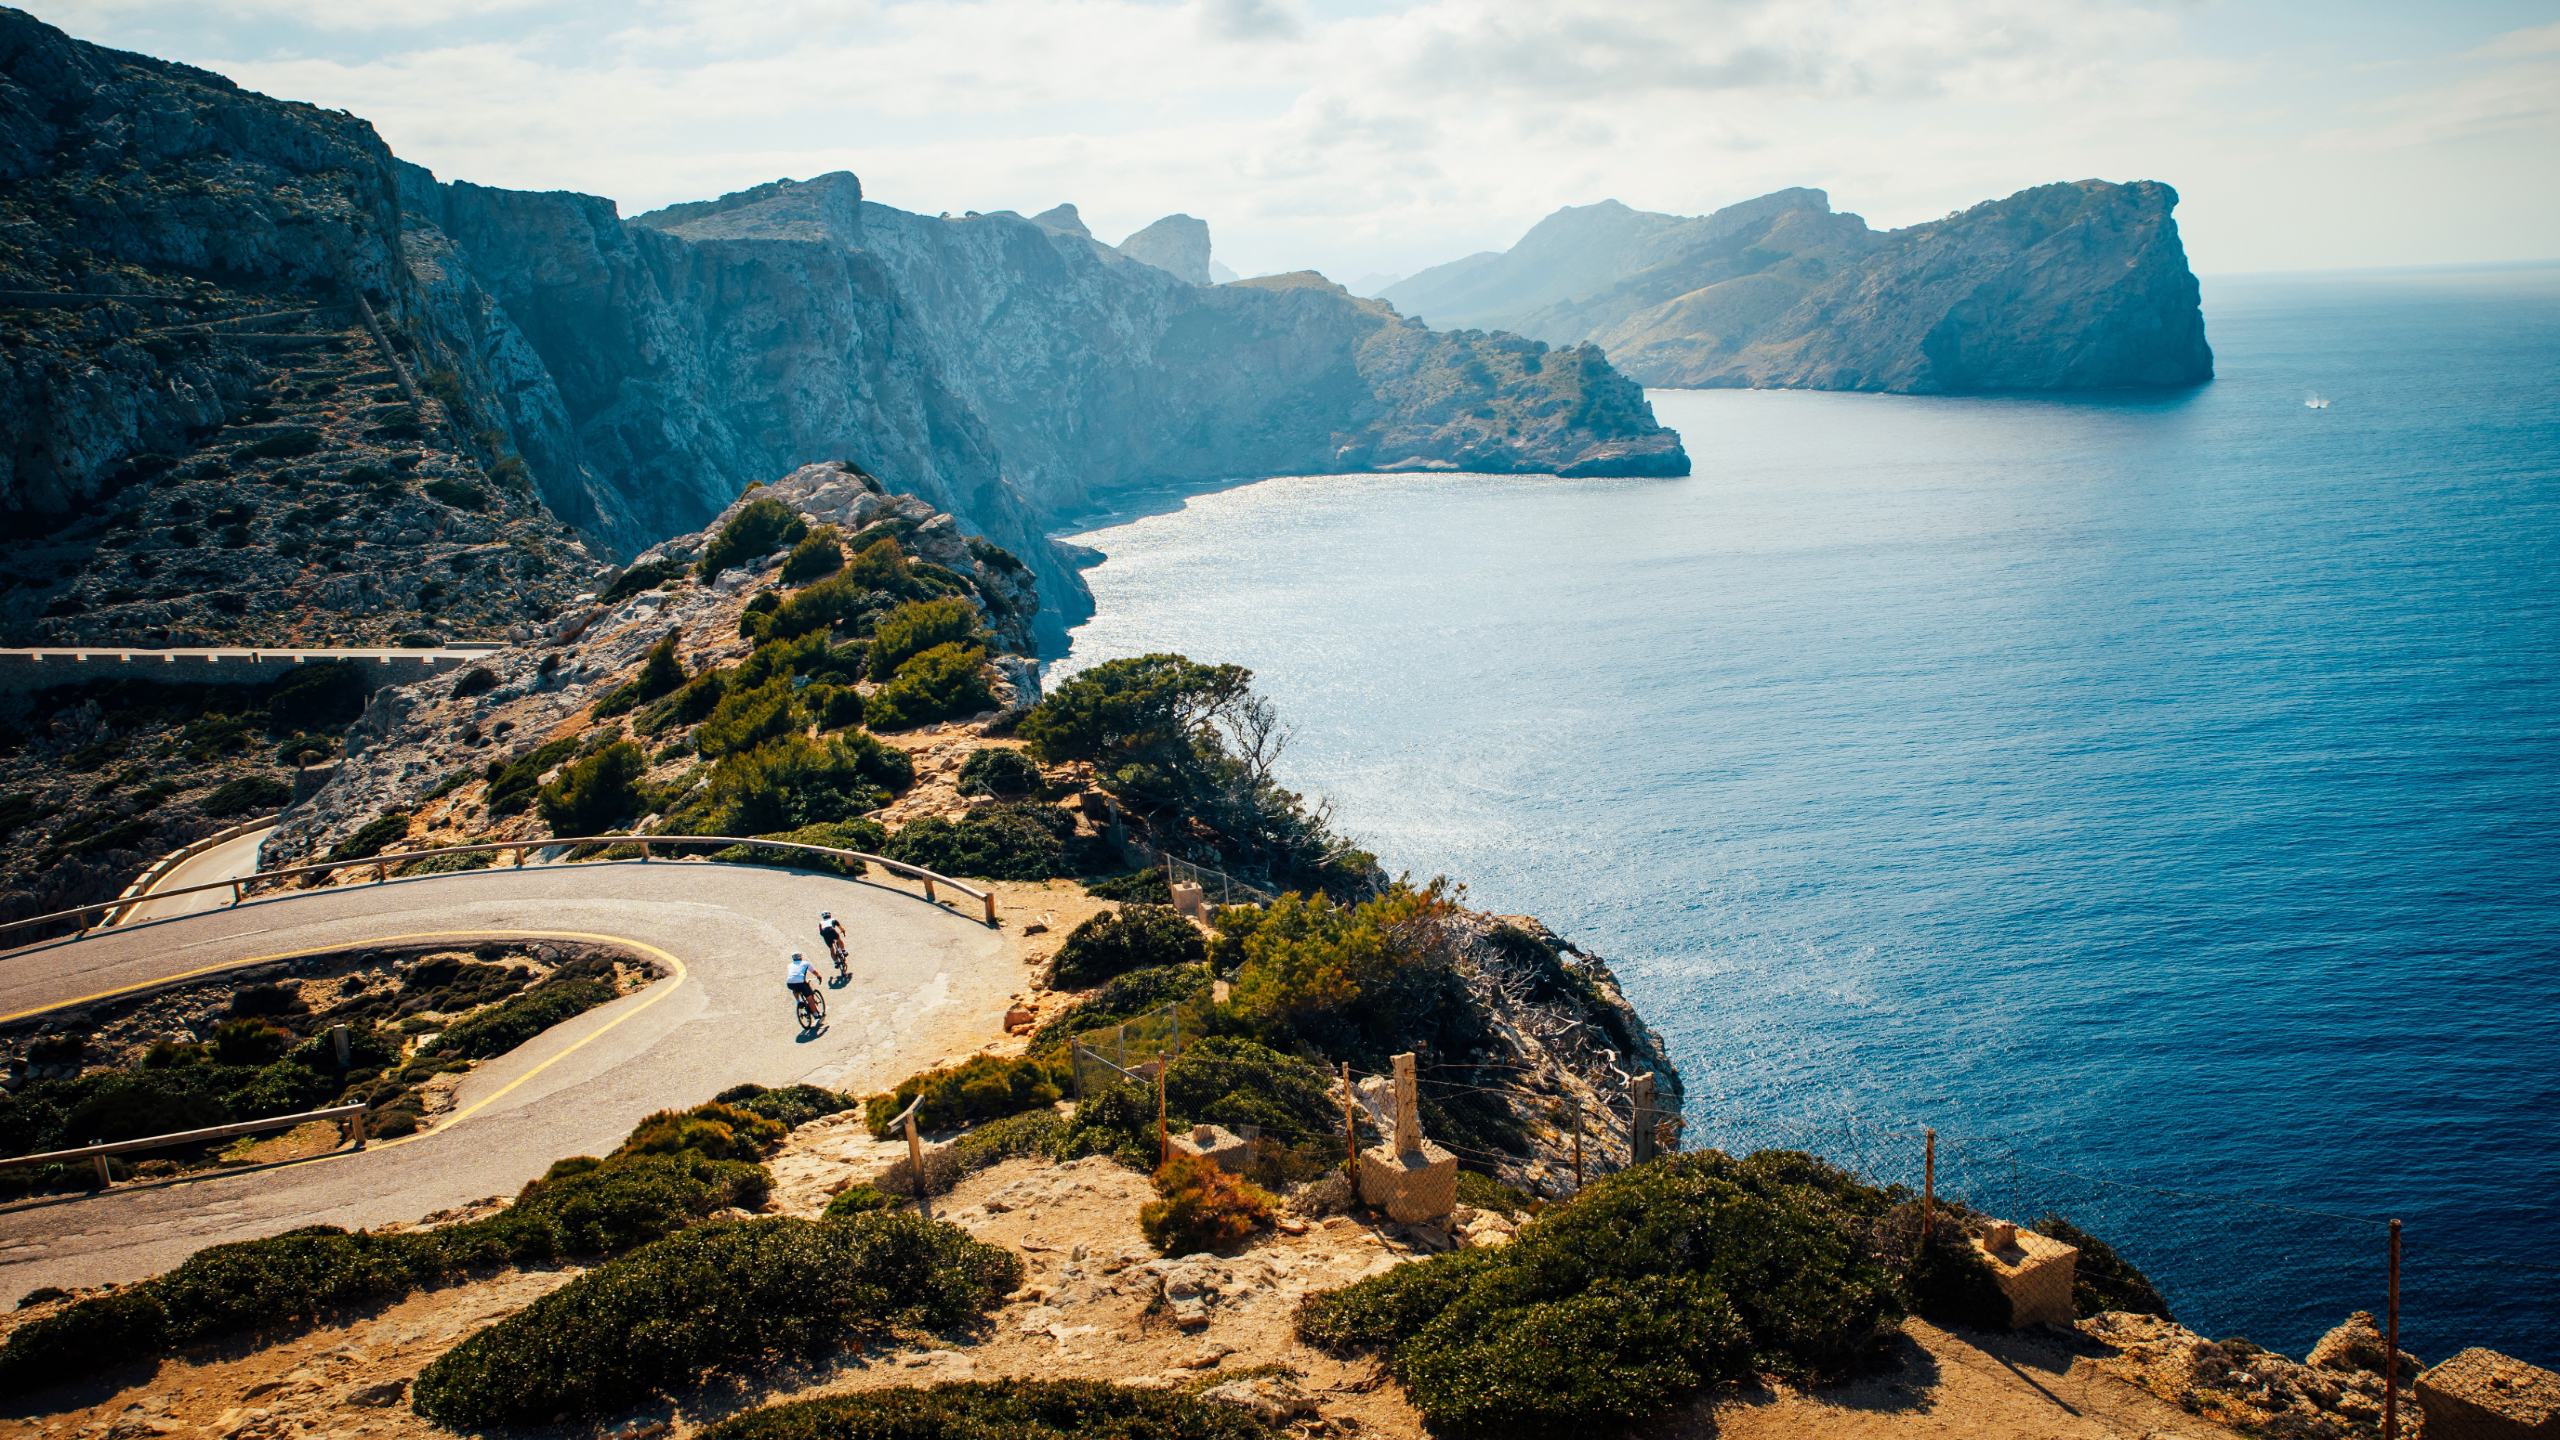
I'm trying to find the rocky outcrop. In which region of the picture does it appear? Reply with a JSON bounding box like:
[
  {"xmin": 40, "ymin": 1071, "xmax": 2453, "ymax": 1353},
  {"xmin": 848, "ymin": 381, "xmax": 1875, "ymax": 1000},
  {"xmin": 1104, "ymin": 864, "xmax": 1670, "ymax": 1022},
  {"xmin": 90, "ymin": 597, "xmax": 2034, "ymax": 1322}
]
[
  {"xmin": 1028, "ymin": 204, "xmax": 1092, "ymax": 239},
  {"xmin": 1116, "ymin": 214, "xmax": 1214, "ymax": 284},
  {"xmin": 0, "ymin": 6, "xmax": 601, "ymax": 643},
  {"xmin": 1384, "ymin": 181, "xmax": 2213, "ymax": 394},
  {"xmin": 0, "ymin": 8, "xmax": 1684, "ymax": 651}
]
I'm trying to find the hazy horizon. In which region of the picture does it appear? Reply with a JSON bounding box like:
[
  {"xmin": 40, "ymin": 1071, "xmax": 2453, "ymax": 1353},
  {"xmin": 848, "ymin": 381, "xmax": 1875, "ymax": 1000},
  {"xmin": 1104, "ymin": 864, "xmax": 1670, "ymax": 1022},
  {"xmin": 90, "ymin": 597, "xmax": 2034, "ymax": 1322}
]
[{"xmin": 33, "ymin": 1, "xmax": 2560, "ymax": 288}]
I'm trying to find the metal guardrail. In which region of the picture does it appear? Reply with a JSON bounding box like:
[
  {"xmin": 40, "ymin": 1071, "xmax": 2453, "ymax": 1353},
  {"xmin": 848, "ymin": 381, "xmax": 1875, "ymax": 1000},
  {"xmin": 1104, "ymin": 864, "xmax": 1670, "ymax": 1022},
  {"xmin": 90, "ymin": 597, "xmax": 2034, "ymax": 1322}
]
[
  {"xmin": 102, "ymin": 814, "xmax": 282, "ymax": 926},
  {"xmin": 0, "ymin": 834, "xmax": 999, "ymax": 946},
  {"xmin": 2, "ymin": 1103, "xmax": 369, "ymax": 1188}
]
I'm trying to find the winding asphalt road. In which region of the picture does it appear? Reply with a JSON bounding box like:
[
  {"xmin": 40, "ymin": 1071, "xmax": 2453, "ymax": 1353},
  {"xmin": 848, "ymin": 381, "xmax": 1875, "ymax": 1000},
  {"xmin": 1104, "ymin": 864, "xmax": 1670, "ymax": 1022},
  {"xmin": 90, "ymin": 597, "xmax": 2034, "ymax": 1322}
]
[
  {"xmin": 113, "ymin": 825, "xmax": 275, "ymax": 926},
  {"xmin": 0, "ymin": 861, "xmax": 1017, "ymax": 1296}
]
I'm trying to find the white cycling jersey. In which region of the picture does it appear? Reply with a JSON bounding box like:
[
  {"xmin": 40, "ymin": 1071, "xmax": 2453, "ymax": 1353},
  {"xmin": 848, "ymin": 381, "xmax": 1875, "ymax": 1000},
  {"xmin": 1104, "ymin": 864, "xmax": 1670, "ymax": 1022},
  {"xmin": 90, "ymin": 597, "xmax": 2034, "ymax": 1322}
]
[{"xmin": 785, "ymin": 956, "xmax": 818, "ymax": 987}]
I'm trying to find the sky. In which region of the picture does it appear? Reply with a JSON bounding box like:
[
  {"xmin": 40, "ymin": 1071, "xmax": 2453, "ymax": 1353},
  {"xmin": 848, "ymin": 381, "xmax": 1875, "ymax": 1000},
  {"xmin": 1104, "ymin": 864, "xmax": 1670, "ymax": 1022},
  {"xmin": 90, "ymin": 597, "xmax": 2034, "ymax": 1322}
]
[{"xmin": 38, "ymin": 0, "xmax": 2560, "ymax": 285}]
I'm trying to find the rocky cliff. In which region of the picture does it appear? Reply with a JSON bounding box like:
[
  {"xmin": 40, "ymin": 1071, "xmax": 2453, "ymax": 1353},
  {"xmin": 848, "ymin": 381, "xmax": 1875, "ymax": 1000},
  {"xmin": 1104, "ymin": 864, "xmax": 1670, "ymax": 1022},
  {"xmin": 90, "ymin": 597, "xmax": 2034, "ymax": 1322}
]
[
  {"xmin": 1116, "ymin": 213, "xmax": 1214, "ymax": 284},
  {"xmin": 1384, "ymin": 181, "xmax": 2214, "ymax": 394},
  {"xmin": 0, "ymin": 8, "xmax": 1685, "ymax": 649}
]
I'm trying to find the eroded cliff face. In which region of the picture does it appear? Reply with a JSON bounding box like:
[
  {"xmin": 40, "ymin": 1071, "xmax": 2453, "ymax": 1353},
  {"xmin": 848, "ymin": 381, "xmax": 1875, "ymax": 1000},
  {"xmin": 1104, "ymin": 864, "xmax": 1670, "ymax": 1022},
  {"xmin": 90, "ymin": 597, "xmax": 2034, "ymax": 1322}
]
[
  {"xmin": 0, "ymin": 8, "xmax": 1685, "ymax": 649},
  {"xmin": 1386, "ymin": 181, "xmax": 2214, "ymax": 395}
]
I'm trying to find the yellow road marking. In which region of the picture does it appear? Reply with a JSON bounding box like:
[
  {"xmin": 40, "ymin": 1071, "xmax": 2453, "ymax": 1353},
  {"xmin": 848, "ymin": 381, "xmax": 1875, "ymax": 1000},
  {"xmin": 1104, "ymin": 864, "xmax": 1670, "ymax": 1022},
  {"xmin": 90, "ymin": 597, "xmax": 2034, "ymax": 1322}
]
[{"xmin": 1, "ymin": 929, "xmax": 690, "ymax": 1184}]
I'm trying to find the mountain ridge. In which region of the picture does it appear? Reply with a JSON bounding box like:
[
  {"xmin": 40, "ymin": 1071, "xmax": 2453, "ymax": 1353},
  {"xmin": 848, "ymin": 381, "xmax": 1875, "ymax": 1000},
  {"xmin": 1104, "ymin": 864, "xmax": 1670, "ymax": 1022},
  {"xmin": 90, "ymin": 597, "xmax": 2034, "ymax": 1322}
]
[{"xmin": 1383, "ymin": 181, "xmax": 2213, "ymax": 394}]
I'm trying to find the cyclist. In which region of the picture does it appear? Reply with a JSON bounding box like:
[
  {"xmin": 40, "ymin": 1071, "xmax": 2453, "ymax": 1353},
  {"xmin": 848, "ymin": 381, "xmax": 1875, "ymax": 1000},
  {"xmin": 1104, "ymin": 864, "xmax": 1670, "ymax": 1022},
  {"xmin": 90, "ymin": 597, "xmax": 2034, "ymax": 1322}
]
[
  {"xmin": 785, "ymin": 951, "xmax": 822, "ymax": 1025},
  {"xmin": 818, "ymin": 912, "xmax": 849, "ymax": 980}
]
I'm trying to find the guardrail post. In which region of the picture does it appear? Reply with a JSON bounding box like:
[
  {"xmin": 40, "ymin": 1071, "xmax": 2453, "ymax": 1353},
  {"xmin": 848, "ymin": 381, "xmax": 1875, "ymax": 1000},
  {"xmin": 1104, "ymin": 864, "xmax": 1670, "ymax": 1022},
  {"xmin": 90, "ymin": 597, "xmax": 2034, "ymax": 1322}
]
[
  {"xmin": 350, "ymin": 1109, "xmax": 368, "ymax": 1150},
  {"xmin": 93, "ymin": 1154, "xmax": 112, "ymax": 1189},
  {"xmin": 922, "ymin": 874, "xmax": 937, "ymax": 904},
  {"xmin": 982, "ymin": 892, "xmax": 998, "ymax": 926},
  {"xmin": 374, "ymin": 860, "xmax": 387, "ymax": 884},
  {"xmin": 229, "ymin": 878, "xmax": 243, "ymax": 907}
]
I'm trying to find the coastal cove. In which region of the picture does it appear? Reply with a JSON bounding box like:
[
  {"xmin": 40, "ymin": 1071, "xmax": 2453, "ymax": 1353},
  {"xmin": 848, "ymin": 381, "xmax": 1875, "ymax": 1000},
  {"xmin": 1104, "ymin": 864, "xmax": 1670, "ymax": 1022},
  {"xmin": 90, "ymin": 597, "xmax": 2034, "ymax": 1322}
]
[{"xmin": 1052, "ymin": 265, "xmax": 2560, "ymax": 1366}]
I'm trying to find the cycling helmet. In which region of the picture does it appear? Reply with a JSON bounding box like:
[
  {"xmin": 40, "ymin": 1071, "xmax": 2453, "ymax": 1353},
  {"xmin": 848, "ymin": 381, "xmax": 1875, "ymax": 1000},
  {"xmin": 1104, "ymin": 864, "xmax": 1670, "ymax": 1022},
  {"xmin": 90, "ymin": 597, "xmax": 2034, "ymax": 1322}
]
[
  {"xmin": 821, "ymin": 912, "xmax": 832, "ymax": 920},
  {"xmin": 791, "ymin": 952, "xmax": 804, "ymax": 962}
]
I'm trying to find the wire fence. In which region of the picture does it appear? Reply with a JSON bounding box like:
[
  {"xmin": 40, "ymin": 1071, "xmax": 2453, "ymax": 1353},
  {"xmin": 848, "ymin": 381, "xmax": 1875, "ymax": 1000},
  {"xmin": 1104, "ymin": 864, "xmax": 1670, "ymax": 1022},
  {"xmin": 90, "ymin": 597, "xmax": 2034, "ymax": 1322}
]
[
  {"xmin": 1162, "ymin": 853, "xmax": 1276, "ymax": 909},
  {"xmin": 1065, "ymin": 1000, "xmax": 1189, "ymax": 1100}
]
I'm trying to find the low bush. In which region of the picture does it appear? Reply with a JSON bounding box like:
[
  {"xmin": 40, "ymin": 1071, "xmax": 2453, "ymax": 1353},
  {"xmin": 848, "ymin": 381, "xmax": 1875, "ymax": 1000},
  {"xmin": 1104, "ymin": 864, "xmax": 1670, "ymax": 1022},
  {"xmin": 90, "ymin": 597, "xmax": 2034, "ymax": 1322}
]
[
  {"xmin": 881, "ymin": 802, "xmax": 1084, "ymax": 881},
  {"xmin": 869, "ymin": 597, "xmax": 984, "ymax": 677},
  {"xmin": 1455, "ymin": 1170, "xmax": 1538, "ymax": 1219},
  {"xmin": 1295, "ymin": 1150, "xmax": 1908, "ymax": 1440},
  {"xmin": 946, "ymin": 1110, "xmax": 1068, "ymax": 1177},
  {"xmin": 0, "ymin": 1103, "xmax": 772, "ymax": 1400},
  {"xmin": 698, "ymin": 1379, "xmax": 1284, "ymax": 1440},
  {"xmin": 535, "ymin": 740, "xmax": 649, "ymax": 834},
  {"xmin": 618, "ymin": 1101, "xmax": 789, "ymax": 1163},
  {"xmin": 1162, "ymin": 1037, "xmax": 1341, "ymax": 1158},
  {"xmin": 410, "ymin": 1213, "xmax": 1022, "ymax": 1428},
  {"xmin": 956, "ymin": 745, "xmax": 1042, "ymax": 797},
  {"xmin": 1055, "ymin": 1081, "xmax": 1159, "ymax": 1169},
  {"xmin": 484, "ymin": 736, "xmax": 579, "ymax": 816},
  {"xmin": 841, "ymin": 536, "xmax": 912, "ymax": 593},
  {"xmin": 325, "ymin": 812, "xmax": 412, "ymax": 863},
  {"xmin": 867, "ymin": 642, "xmax": 994, "ymax": 730},
  {"xmin": 696, "ymin": 675, "xmax": 803, "ymax": 758},
  {"xmin": 822, "ymin": 1183, "xmax": 895, "ymax": 1219},
  {"xmin": 1085, "ymin": 867, "xmax": 1172, "ymax": 903},
  {"xmin": 1140, "ymin": 1155, "xmax": 1274, "ymax": 1256},
  {"xmin": 1029, "ymin": 964, "xmax": 1209, "ymax": 1051},
  {"xmin": 769, "ymin": 573, "xmax": 872, "ymax": 641},
  {"xmin": 698, "ymin": 497, "xmax": 808, "ymax": 578},
  {"xmin": 594, "ymin": 632, "xmax": 686, "ymax": 717},
  {"xmin": 866, "ymin": 1053, "xmax": 1064, "ymax": 1138},
  {"xmin": 808, "ymin": 682, "xmax": 866, "ymax": 731},
  {"xmin": 708, "ymin": 819, "xmax": 887, "ymax": 877},
  {"xmin": 200, "ymin": 772, "xmax": 290, "ymax": 817},
  {"xmin": 780, "ymin": 525, "xmax": 844, "ymax": 584},
  {"xmin": 426, "ymin": 977, "xmax": 618, "ymax": 1060},
  {"xmin": 688, "ymin": 732, "xmax": 912, "ymax": 835},
  {"xmin": 600, "ymin": 558, "xmax": 684, "ymax": 604},
  {"xmin": 716, "ymin": 1082, "xmax": 858, "ymax": 1130},
  {"xmin": 1052, "ymin": 904, "xmax": 1205, "ymax": 988}
]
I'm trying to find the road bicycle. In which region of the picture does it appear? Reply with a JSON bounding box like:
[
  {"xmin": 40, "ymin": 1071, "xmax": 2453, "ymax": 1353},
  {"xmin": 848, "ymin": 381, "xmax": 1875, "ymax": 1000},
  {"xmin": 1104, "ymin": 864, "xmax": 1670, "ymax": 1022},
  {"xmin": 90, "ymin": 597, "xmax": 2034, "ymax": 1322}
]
[{"xmin": 793, "ymin": 984, "xmax": 826, "ymax": 1030}]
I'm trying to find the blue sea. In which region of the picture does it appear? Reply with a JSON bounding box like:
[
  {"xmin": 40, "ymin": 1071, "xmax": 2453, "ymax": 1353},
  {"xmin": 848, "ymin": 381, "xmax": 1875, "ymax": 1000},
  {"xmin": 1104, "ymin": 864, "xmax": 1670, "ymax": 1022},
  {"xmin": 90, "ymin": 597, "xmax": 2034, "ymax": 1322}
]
[{"xmin": 1052, "ymin": 265, "xmax": 2560, "ymax": 1365}]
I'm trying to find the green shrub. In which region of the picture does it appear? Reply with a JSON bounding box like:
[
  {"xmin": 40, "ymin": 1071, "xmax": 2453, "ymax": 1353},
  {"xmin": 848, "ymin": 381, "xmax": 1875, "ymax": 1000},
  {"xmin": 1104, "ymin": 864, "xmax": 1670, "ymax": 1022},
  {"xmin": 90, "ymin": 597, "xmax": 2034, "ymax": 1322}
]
[
  {"xmin": 2035, "ymin": 1214, "xmax": 2171, "ymax": 1320},
  {"xmin": 618, "ymin": 1101, "xmax": 789, "ymax": 1163},
  {"xmin": 869, "ymin": 597, "xmax": 983, "ymax": 677},
  {"xmin": 1029, "ymin": 964, "xmax": 1210, "ymax": 1051},
  {"xmin": 956, "ymin": 746, "xmax": 1042, "ymax": 797},
  {"xmin": 0, "ymin": 1100, "xmax": 774, "ymax": 1400},
  {"xmin": 841, "ymin": 536, "xmax": 912, "ymax": 592},
  {"xmin": 869, "ymin": 643, "xmax": 993, "ymax": 731},
  {"xmin": 409, "ymin": 1213, "xmax": 1022, "ymax": 1428},
  {"xmin": 947, "ymin": 1110, "xmax": 1067, "ymax": 1176},
  {"xmin": 201, "ymin": 772, "xmax": 291, "ymax": 817},
  {"xmin": 1056, "ymin": 1081, "xmax": 1158, "ymax": 1169},
  {"xmin": 696, "ymin": 674, "xmax": 803, "ymax": 758},
  {"xmin": 1222, "ymin": 882, "xmax": 1477, "ymax": 1057},
  {"xmin": 702, "ymin": 1379, "xmax": 1281, "ymax": 1440},
  {"xmin": 769, "ymin": 572, "xmax": 871, "ymax": 640},
  {"xmin": 694, "ymin": 733, "xmax": 912, "ymax": 834},
  {"xmin": 734, "ymin": 629, "xmax": 864, "ymax": 689},
  {"xmin": 866, "ymin": 1053, "xmax": 1064, "ymax": 1138},
  {"xmin": 0, "ymin": 1288, "xmax": 170, "ymax": 1394},
  {"xmin": 485, "ymin": 736, "xmax": 579, "ymax": 816},
  {"xmin": 881, "ymin": 802, "xmax": 1081, "ymax": 880},
  {"xmin": 1297, "ymin": 1152, "xmax": 1907, "ymax": 1439},
  {"xmin": 712, "ymin": 1082, "xmax": 857, "ymax": 1130},
  {"xmin": 600, "ymin": 558, "xmax": 684, "ymax": 604},
  {"xmin": 536, "ymin": 740, "xmax": 649, "ymax": 835},
  {"xmin": 1162, "ymin": 1038, "xmax": 1340, "ymax": 1157},
  {"xmin": 326, "ymin": 812, "xmax": 412, "ymax": 862},
  {"xmin": 1086, "ymin": 868, "xmax": 1172, "ymax": 903},
  {"xmin": 1455, "ymin": 1170, "xmax": 1538, "ymax": 1219},
  {"xmin": 822, "ymin": 1183, "xmax": 894, "ymax": 1218},
  {"xmin": 426, "ymin": 978, "xmax": 616, "ymax": 1059},
  {"xmin": 1052, "ymin": 904, "xmax": 1204, "ymax": 988},
  {"xmin": 809, "ymin": 682, "xmax": 866, "ymax": 731},
  {"xmin": 707, "ymin": 819, "xmax": 887, "ymax": 876},
  {"xmin": 1140, "ymin": 1155, "xmax": 1274, "ymax": 1256},
  {"xmin": 698, "ymin": 497, "xmax": 809, "ymax": 578},
  {"xmin": 595, "ymin": 632, "xmax": 686, "ymax": 717},
  {"xmin": 423, "ymin": 477, "xmax": 490, "ymax": 512},
  {"xmin": 781, "ymin": 526, "xmax": 844, "ymax": 584},
  {"xmin": 1909, "ymin": 1225, "xmax": 2011, "ymax": 1330}
]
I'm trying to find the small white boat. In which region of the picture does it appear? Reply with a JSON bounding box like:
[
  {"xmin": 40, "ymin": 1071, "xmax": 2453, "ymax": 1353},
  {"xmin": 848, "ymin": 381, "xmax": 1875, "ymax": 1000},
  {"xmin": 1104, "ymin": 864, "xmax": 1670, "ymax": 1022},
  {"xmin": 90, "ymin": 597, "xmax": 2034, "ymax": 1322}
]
[{"xmin": 2305, "ymin": 393, "xmax": 2331, "ymax": 410}]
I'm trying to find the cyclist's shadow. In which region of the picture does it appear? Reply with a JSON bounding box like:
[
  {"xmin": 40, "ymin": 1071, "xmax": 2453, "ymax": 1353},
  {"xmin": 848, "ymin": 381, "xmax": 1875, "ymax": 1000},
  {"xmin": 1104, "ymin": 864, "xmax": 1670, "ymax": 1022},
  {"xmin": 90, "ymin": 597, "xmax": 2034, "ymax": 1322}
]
[{"xmin": 796, "ymin": 1013, "xmax": 828, "ymax": 1042}]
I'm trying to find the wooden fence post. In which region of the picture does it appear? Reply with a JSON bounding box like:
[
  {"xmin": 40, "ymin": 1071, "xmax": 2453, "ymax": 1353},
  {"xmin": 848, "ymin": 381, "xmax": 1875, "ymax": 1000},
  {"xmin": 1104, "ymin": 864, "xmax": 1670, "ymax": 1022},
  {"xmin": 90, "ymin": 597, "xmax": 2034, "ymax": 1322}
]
[
  {"xmin": 1921, "ymin": 1129, "xmax": 1937, "ymax": 1247},
  {"xmin": 2385, "ymin": 1218, "xmax": 2402, "ymax": 1440},
  {"xmin": 904, "ymin": 1105, "xmax": 928, "ymax": 1219},
  {"xmin": 1629, "ymin": 1072, "xmax": 1656, "ymax": 1165},
  {"xmin": 1156, "ymin": 1054, "xmax": 1170, "ymax": 1168},
  {"xmin": 1571, "ymin": 1098, "xmax": 1585, "ymax": 1189}
]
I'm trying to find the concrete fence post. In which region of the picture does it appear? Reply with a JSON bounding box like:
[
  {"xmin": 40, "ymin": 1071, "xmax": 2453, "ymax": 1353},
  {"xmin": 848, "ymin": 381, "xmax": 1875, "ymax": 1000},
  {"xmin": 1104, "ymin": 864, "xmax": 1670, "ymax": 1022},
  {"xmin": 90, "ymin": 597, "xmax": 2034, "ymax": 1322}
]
[{"xmin": 1392, "ymin": 1053, "xmax": 1421, "ymax": 1155}]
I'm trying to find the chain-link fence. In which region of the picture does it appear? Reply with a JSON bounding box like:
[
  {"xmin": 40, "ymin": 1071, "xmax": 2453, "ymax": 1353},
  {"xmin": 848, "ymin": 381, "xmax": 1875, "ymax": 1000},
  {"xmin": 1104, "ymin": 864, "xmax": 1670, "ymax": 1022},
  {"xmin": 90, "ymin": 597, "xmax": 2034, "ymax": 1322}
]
[
  {"xmin": 1162, "ymin": 854, "xmax": 1276, "ymax": 908},
  {"xmin": 1065, "ymin": 1000, "xmax": 1189, "ymax": 1099}
]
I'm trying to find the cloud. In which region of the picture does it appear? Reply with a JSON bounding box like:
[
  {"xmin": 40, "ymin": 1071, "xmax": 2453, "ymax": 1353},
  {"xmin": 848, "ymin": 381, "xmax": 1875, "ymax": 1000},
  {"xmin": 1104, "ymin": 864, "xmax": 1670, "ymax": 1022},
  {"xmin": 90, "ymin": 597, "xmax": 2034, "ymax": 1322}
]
[{"xmin": 38, "ymin": 0, "xmax": 2556, "ymax": 278}]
